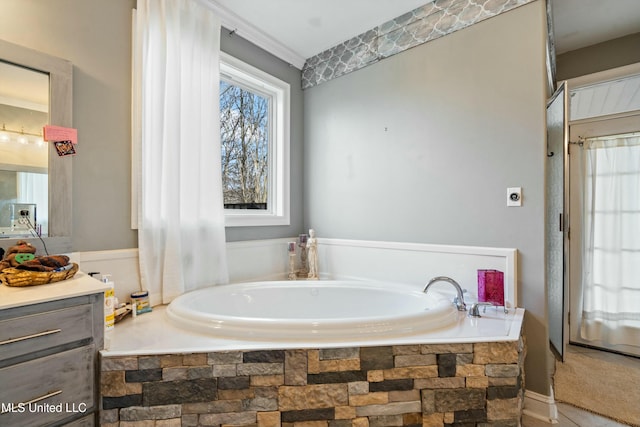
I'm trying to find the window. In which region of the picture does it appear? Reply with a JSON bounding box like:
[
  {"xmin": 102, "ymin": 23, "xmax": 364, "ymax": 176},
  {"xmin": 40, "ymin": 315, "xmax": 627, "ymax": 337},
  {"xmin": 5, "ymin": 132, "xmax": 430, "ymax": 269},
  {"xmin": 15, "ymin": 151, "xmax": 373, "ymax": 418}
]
[{"xmin": 220, "ymin": 53, "xmax": 290, "ymax": 226}]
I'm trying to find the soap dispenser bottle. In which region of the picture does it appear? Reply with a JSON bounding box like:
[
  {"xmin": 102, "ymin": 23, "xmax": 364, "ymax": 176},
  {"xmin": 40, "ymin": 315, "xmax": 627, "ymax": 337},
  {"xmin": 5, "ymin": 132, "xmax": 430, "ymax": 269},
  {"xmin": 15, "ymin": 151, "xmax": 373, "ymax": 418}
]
[{"xmin": 102, "ymin": 274, "xmax": 115, "ymax": 331}]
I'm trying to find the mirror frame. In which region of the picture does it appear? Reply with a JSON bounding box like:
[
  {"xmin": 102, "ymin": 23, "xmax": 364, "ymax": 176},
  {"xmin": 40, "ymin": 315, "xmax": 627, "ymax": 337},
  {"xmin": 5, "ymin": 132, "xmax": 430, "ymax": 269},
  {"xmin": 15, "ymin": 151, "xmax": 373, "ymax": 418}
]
[{"xmin": 0, "ymin": 39, "xmax": 72, "ymax": 253}]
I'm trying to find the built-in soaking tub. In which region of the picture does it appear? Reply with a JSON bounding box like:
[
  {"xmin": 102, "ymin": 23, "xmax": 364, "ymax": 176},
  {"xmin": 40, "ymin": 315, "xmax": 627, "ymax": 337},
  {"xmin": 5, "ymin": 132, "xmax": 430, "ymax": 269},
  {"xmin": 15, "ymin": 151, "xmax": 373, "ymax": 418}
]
[
  {"xmin": 166, "ymin": 280, "xmax": 458, "ymax": 341},
  {"xmin": 101, "ymin": 279, "xmax": 525, "ymax": 426}
]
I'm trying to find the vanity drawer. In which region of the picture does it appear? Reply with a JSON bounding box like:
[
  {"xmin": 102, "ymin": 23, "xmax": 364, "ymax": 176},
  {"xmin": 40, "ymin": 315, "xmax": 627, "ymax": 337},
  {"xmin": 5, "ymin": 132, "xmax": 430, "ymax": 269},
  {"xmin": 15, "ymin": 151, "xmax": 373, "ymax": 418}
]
[
  {"xmin": 0, "ymin": 304, "xmax": 94, "ymax": 363},
  {"xmin": 0, "ymin": 345, "xmax": 95, "ymax": 427}
]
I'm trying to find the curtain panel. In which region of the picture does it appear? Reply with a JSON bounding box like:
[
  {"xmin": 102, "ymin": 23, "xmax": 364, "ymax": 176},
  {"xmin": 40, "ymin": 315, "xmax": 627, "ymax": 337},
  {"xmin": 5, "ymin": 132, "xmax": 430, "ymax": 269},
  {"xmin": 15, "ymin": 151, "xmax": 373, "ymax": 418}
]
[
  {"xmin": 580, "ymin": 134, "xmax": 640, "ymax": 348},
  {"xmin": 134, "ymin": 0, "xmax": 228, "ymax": 305}
]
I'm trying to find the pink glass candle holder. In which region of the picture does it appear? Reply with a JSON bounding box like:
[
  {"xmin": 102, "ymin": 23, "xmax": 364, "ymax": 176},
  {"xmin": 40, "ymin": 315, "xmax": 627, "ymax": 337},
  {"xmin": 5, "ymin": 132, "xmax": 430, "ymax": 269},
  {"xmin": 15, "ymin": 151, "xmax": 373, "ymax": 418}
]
[{"xmin": 477, "ymin": 269, "xmax": 504, "ymax": 306}]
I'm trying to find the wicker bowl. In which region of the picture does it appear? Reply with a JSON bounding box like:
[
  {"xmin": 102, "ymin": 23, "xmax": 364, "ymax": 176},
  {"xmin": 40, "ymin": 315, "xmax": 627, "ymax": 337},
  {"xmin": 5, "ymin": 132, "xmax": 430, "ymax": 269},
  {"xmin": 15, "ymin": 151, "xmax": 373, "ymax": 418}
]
[{"xmin": 0, "ymin": 263, "xmax": 79, "ymax": 287}]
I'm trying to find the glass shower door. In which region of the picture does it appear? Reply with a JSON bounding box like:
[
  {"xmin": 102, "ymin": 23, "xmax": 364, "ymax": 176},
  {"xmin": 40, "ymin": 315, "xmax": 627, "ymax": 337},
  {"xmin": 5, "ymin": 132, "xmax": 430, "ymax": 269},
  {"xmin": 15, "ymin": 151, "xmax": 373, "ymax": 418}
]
[{"xmin": 546, "ymin": 81, "xmax": 568, "ymax": 360}]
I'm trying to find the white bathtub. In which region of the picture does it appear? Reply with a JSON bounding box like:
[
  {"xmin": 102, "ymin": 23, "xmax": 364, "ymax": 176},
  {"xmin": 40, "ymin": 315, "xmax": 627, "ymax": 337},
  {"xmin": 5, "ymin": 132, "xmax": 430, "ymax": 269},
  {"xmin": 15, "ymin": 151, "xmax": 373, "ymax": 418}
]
[{"xmin": 166, "ymin": 280, "xmax": 458, "ymax": 341}]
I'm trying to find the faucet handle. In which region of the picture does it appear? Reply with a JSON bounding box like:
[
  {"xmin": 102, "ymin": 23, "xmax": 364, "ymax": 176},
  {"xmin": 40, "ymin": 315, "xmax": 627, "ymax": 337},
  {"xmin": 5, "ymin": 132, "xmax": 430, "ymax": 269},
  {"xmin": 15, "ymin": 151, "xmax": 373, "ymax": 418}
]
[
  {"xmin": 468, "ymin": 302, "xmax": 495, "ymax": 317},
  {"xmin": 453, "ymin": 289, "xmax": 468, "ymax": 310}
]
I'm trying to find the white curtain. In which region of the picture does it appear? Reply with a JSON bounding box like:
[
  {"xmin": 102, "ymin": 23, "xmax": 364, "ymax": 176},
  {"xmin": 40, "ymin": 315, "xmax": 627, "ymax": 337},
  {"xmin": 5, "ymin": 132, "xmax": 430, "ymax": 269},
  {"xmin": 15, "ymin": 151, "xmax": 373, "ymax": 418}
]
[
  {"xmin": 134, "ymin": 0, "xmax": 228, "ymax": 305},
  {"xmin": 580, "ymin": 133, "xmax": 640, "ymax": 348}
]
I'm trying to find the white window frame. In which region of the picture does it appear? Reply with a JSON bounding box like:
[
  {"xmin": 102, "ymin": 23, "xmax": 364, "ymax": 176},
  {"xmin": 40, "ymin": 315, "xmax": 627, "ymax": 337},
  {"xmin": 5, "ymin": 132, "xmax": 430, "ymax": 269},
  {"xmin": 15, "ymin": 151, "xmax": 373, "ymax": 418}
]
[{"xmin": 220, "ymin": 52, "xmax": 290, "ymax": 227}]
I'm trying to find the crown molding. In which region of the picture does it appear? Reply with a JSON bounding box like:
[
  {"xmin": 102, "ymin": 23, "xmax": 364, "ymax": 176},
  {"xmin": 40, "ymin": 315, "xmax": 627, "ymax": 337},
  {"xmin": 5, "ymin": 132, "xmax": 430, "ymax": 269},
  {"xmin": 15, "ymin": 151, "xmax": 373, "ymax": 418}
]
[{"xmin": 205, "ymin": 0, "xmax": 306, "ymax": 69}]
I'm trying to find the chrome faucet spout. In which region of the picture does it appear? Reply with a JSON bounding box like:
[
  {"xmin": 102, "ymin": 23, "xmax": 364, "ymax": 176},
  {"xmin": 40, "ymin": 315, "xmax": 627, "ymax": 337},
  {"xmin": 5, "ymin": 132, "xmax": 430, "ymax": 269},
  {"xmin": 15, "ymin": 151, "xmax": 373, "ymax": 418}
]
[{"xmin": 423, "ymin": 276, "xmax": 467, "ymax": 311}]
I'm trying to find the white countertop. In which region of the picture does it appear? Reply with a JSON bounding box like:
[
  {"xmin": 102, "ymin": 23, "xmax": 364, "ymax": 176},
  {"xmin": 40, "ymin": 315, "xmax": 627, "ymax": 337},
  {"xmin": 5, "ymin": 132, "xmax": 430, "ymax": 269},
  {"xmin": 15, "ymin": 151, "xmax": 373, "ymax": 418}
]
[
  {"xmin": 0, "ymin": 271, "xmax": 110, "ymax": 310},
  {"xmin": 103, "ymin": 305, "xmax": 525, "ymax": 356}
]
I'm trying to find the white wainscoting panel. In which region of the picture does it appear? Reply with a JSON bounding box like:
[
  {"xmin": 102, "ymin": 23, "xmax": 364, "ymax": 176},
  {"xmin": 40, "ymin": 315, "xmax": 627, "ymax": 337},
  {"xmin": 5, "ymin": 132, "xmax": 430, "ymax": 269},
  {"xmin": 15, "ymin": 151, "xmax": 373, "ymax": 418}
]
[
  {"xmin": 317, "ymin": 238, "xmax": 518, "ymax": 309},
  {"xmin": 226, "ymin": 238, "xmax": 292, "ymax": 283},
  {"xmin": 70, "ymin": 248, "xmax": 141, "ymax": 304}
]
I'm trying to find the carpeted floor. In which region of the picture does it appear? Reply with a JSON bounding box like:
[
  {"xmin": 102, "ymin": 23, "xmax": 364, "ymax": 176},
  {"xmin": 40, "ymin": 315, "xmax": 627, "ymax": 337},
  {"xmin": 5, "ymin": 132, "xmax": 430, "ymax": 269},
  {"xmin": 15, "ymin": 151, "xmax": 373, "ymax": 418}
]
[{"xmin": 554, "ymin": 345, "xmax": 640, "ymax": 427}]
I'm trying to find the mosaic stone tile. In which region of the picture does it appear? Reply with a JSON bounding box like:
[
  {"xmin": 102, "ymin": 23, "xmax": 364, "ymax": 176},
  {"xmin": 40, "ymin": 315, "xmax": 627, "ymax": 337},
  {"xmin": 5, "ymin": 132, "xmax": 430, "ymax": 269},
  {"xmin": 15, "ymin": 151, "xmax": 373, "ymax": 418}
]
[
  {"xmin": 454, "ymin": 408, "xmax": 487, "ymax": 424},
  {"xmin": 162, "ymin": 367, "xmax": 187, "ymax": 381},
  {"xmin": 243, "ymin": 350, "xmax": 286, "ymax": 363},
  {"xmin": 355, "ymin": 400, "xmax": 422, "ymax": 417},
  {"xmin": 102, "ymin": 394, "xmax": 143, "ymax": 410},
  {"xmin": 474, "ymin": 341, "xmax": 520, "ymax": 364},
  {"xmin": 243, "ymin": 396, "xmax": 278, "ymax": 411},
  {"xmin": 487, "ymin": 396, "xmax": 522, "ymax": 421},
  {"xmin": 187, "ymin": 366, "xmax": 213, "ymax": 379},
  {"xmin": 360, "ymin": 346, "xmax": 394, "ymax": 370},
  {"xmin": 349, "ymin": 391, "xmax": 388, "ymax": 406},
  {"xmin": 102, "ymin": 356, "xmax": 139, "ymax": 371},
  {"xmin": 119, "ymin": 404, "xmax": 181, "ymax": 421},
  {"xmin": 308, "ymin": 370, "xmax": 368, "ymax": 384},
  {"xmin": 301, "ymin": 0, "xmax": 535, "ymax": 89},
  {"xmin": 125, "ymin": 368, "xmax": 162, "ymax": 383},
  {"xmin": 142, "ymin": 378, "xmax": 217, "ymax": 406},
  {"xmin": 101, "ymin": 371, "xmax": 127, "ymax": 397},
  {"xmin": 281, "ymin": 407, "xmax": 335, "ymax": 422},
  {"xmin": 218, "ymin": 375, "xmax": 251, "ymax": 390},
  {"xmin": 368, "ymin": 379, "xmax": 413, "ymax": 392},
  {"xmin": 436, "ymin": 353, "xmax": 457, "ymax": 377},
  {"xmin": 485, "ymin": 363, "xmax": 520, "ymax": 377},
  {"xmin": 278, "ymin": 383, "xmax": 348, "ymax": 411},
  {"xmin": 320, "ymin": 347, "xmax": 360, "ymax": 360},
  {"xmin": 414, "ymin": 376, "xmax": 465, "ymax": 390},
  {"xmin": 488, "ymin": 385, "xmax": 520, "ymax": 399},
  {"xmin": 199, "ymin": 411, "xmax": 257, "ymax": 426},
  {"xmin": 138, "ymin": 356, "xmax": 161, "ymax": 370},
  {"xmin": 433, "ymin": 388, "xmax": 485, "ymax": 412}
]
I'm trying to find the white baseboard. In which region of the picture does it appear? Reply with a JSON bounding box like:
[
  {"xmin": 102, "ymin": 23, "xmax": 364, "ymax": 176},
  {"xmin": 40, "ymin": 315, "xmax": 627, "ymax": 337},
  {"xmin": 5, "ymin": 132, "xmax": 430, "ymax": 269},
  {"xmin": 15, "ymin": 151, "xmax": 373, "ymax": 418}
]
[{"xmin": 523, "ymin": 389, "xmax": 558, "ymax": 424}]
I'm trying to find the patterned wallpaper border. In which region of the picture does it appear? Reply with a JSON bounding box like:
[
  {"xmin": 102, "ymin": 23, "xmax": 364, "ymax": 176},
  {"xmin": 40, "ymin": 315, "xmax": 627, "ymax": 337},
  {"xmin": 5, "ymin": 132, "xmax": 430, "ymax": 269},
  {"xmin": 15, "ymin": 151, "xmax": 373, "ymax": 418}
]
[{"xmin": 302, "ymin": 0, "xmax": 536, "ymax": 89}]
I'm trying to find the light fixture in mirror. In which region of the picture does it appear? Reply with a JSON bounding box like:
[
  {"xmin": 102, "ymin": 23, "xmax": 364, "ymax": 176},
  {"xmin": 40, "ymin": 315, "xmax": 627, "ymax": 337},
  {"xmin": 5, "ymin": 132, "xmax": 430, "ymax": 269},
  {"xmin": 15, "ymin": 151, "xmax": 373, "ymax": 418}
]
[
  {"xmin": 0, "ymin": 60, "xmax": 49, "ymax": 238},
  {"xmin": 0, "ymin": 39, "xmax": 72, "ymax": 253}
]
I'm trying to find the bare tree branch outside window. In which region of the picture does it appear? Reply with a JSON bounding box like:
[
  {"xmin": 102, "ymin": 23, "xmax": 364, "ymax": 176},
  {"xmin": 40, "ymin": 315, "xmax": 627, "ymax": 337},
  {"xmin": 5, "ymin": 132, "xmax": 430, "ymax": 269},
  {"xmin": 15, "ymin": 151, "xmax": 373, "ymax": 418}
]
[{"xmin": 220, "ymin": 80, "xmax": 269, "ymax": 210}]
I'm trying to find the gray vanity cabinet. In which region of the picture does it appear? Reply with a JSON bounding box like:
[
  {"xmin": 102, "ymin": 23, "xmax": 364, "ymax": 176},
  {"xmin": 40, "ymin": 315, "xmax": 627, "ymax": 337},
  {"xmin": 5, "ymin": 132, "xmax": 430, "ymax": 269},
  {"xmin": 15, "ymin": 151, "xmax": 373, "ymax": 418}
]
[{"xmin": 0, "ymin": 293, "xmax": 104, "ymax": 427}]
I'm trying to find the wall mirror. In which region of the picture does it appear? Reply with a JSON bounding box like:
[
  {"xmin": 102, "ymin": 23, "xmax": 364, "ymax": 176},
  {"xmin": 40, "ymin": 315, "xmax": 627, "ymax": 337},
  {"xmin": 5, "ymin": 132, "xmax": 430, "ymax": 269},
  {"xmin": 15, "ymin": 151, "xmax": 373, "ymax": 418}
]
[{"xmin": 0, "ymin": 39, "xmax": 72, "ymax": 253}]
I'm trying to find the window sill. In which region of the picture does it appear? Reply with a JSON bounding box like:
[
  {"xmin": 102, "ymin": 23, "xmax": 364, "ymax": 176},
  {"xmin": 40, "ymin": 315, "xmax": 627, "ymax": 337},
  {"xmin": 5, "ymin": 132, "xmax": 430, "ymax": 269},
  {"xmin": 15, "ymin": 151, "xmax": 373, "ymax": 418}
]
[{"xmin": 224, "ymin": 211, "xmax": 290, "ymax": 227}]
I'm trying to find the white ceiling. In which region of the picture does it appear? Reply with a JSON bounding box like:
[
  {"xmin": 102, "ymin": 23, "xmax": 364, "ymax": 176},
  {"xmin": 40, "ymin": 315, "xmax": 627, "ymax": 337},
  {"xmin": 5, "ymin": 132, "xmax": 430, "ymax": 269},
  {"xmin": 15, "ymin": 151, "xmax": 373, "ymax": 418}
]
[
  {"xmin": 212, "ymin": 0, "xmax": 640, "ymax": 64},
  {"xmin": 214, "ymin": 0, "xmax": 428, "ymax": 59},
  {"xmin": 551, "ymin": 0, "xmax": 640, "ymax": 54}
]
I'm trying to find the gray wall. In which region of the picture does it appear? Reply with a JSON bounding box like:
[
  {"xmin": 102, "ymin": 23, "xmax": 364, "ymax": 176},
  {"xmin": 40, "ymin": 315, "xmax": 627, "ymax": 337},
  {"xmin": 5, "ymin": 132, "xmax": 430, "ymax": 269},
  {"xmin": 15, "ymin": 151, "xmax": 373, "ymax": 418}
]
[
  {"xmin": 557, "ymin": 32, "xmax": 640, "ymax": 81},
  {"xmin": 1, "ymin": 0, "xmax": 554, "ymax": 396},
  {"xmin": 0, "ymin": 0, "xmax": 304, "ymax": 250},
  {"xmin": 304, "ymin": 2, "xmax": 551, "ymax": 394}
]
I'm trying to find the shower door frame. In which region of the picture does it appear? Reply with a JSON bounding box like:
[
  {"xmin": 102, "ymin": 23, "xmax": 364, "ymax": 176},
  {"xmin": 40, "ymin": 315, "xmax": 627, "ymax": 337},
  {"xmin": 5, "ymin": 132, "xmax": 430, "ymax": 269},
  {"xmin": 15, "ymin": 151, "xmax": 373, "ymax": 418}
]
[{"xmin": 546, "ymin": 81, "xmax": 569, "ymax": 361}]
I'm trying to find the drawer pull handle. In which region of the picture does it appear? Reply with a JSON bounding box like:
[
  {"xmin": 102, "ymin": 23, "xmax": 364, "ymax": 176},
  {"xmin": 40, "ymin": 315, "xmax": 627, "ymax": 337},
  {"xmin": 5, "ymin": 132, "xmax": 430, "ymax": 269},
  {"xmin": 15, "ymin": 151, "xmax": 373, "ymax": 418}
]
[
  {"xmin": 0, "ymin": 329, "xmax": 62, "ymax": 346},
  {"xmin": 1, "ymin": 390, "xmax": 62, "ymax": 414}
]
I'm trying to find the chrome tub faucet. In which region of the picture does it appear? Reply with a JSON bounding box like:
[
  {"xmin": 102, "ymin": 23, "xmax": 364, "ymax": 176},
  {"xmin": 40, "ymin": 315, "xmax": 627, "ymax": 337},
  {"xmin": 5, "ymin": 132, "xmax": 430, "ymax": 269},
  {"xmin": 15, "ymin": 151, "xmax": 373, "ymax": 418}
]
[{"xmin": 423, "ymin": 276, "xmax": 467, "ymax": 311}]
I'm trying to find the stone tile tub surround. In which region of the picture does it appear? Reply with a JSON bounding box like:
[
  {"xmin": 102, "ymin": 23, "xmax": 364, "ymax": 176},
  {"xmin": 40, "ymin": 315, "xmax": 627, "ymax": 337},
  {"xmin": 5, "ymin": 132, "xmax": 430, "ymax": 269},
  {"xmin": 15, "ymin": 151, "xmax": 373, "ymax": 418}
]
[{"xmin": 101, "ymin": 338, "xmax": 525, "ymax": 426}]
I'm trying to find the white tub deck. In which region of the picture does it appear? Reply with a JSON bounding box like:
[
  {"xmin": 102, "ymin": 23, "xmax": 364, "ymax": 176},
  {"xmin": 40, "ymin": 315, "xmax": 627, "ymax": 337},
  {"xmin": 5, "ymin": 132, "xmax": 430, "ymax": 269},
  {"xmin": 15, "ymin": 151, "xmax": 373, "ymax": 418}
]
[{"xmin": 102, "ymin": 304, "xmax": 524, "ymax": 357}]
